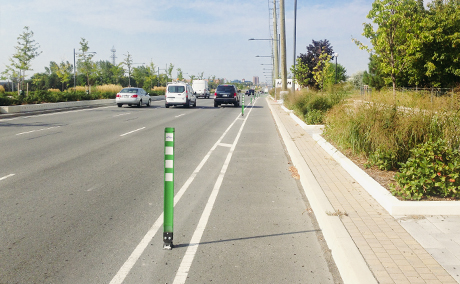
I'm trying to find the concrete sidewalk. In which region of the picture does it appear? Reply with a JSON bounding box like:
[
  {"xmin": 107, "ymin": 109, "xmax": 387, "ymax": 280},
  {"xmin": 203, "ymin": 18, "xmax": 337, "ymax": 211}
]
[{"xmin": 267, "ymin": 97, "xmax": 458, "ymax": 284}]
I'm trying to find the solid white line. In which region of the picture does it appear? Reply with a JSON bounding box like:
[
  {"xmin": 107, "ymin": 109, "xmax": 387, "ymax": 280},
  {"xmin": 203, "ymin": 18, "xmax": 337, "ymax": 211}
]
[
  {"xmin": 120, "ymin": 127, "xmax": 145, "ymax": 137},
  {"xmin": 16, "ymin": 126, "xmax": 61, "ymax": 136},
  {"xmin": 109, "ymin": 112, "xmax": 244, "ymax": 284},
  {"xmin": 0, "ymin": 174, "xmax": 15, "ymax": 181},
  {"xmin": 173, "ymin": 101, "xmax": 254, "ymax": 284}
]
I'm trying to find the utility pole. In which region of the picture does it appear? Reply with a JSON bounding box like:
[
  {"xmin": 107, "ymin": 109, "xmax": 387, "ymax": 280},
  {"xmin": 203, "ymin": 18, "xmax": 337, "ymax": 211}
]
[
  {"xmin": 273, "ymin": 0, "xmax": 279, "ymax": 83},
  {"xmin": 279, "ymin": 0, "xmax": 287, "ymax": 91},
  {"xmin": 292, "ymin": 0, "xmax": 297, "ymax": 94}
]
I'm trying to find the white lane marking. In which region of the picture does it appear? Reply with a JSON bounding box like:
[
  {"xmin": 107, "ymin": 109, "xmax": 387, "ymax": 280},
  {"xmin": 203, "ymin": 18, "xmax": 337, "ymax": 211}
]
[
  {"xmin": 16, "ymin": 126, "xmax": 61, "ymax": 136},
  {"xmin": 0, "ymin": 174, "xmax": 15, "ymax": 181},
  {"xmin": 109, "ymin": 112, "xmax": 243, "ymax": 284},
  {"xmin": 120, "ymin": 127, "xmax": 145, "ymax": 137},
  {"xmin": 173, "ymin": 102, "xmax": 254, "ymax": 284},
  {"xmin": 175, "ymin": 114, "xmax": 186, "ymax": 118},
  {"xmin": 218, "ymin": 143, "xmax": 232, "ymax": 148},
  {"xmin": 113, "ymin": 113, "xmax": 131, "ymax": 117}
]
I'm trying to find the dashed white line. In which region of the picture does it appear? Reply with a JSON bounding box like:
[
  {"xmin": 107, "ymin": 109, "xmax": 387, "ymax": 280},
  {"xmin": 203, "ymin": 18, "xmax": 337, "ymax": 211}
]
[
  {"xmin": 175, "ymin": 114, "xmax": 186, "ymax": 118},
  {"xmin": 16, "ymin": 126, "xmax": 61, "ymax": 136},
  {"xmin": 0, "ymin": 174, "xmax": 15, "ymax": 181},
  {"xmin": 120, "ymin": 127, "xmax": 145, "ymax": 137},
  {"xmin": 113, "ymin": 113, "xmax": 131, "ymax": 117}
]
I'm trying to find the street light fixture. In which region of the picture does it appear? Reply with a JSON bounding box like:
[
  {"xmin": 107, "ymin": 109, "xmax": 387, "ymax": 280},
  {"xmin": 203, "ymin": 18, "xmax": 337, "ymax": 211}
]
[{"xmin": 334, "ymin": 53, "xmax": 339, "ymax": 84}]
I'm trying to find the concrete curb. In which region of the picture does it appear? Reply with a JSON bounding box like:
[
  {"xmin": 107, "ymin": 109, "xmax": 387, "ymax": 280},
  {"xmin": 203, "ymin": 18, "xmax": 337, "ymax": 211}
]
[
  {"xmin": 279, "ymin": 103, "xmax": 460, "ymax": 216},
  {"xmin": 268, "ymin": 98, "xmax": 378, "ymax": 284},
  {"xmin": 0, "ymin": 96, "xmax": 165, "ymax": 118}
]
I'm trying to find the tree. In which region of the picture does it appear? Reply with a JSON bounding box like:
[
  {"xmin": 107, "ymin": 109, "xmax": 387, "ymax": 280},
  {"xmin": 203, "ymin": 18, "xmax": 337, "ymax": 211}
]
[
  {"xmin": 51, "ymin": 61, "xmax": 72, "ymax": 91},
  {"xmin": 1, "ymin": 26, "xmax": 42, "ymax": 94},
  {"xmin": 122, "ymin": 52, "xmax": 134, "ymax": 86},
  {"xmin": 312, "ymin": 49, "xmax": 332, "ymax": 90},
  {"xmin": 77, "ymin": 38, "xmax": 96, "ymax": 89},
  {"xmin": 291, "ymin": 57, "xmax": 310, "ymax": 87},
  {"xmin": 353, "ymin": 0, "xmax": 419, "ymax": 98},
  {"xmin": 111, "ymin": 64, "xmax": 124, "ymax": 85},
  {"xmin": 415, "ymin": 0, "xmax": 460, "ymax": 87},
  {"xmin": 363, "ymin": 54, "xmax": 386, "ymax": 90},
  {"xmin": 145, "ymin": 62, "xmax": 157, "ymax": 90},
  {"xmin": 132, "ymin": 65, "xmax": 148, "ymax": 88},
  {"xmin": 167, "ymin": 63, "xmax": 174, "ymax": 83},
  {"xmin": 176, "ymin": 68, "xmax": 184, "ymax": 81},
  {"xmin": 294, "ymin": 39, "xmax": 335, "ymax": 88},
  {"xmin": 324, "ymin": 62, "xmax": 347, "ymax": 87}
]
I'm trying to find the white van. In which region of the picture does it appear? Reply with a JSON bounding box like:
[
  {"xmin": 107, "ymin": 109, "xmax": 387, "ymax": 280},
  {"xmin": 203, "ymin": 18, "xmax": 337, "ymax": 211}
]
[
  {"xmin": 191, "ymin": 80, "xmax": 210, "ymax": 99},
  {"xmin": 165, "ymin": 82, "xmax": 197, "ymax": 108}
]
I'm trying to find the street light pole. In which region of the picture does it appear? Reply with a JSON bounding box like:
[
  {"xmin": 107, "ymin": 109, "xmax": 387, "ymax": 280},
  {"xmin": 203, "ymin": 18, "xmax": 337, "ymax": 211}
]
[
  {"xmin": 279, "ymin": 0, "xmax": 287, "ymax": 91},
  {"xmin": 292, "ymin": 0, "xmax": 297, "ymax": 94}
]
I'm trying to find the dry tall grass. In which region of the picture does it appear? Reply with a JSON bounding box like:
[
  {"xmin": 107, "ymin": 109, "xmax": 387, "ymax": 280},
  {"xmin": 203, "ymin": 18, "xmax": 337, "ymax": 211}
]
[
  {"xmin": 48, "ymin": 89, "xmax": 60, "ymax": 92},
  {"xmin": 152, "ymin": 86, "xmax": 166, "ymax": 92},
  {"xmin": 97, "ymin": 84, "xmax": 123, "ymax": 93},
  {"xmin": 0, "ymin": 85, "xmax": 5, "ymax": 93}
]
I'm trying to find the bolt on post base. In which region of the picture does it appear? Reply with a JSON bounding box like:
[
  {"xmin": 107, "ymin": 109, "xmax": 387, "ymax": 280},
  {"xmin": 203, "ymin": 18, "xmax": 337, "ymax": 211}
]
[{"xmin": 163, "ymin": 232, "xmax": 173, "ymax": 250}]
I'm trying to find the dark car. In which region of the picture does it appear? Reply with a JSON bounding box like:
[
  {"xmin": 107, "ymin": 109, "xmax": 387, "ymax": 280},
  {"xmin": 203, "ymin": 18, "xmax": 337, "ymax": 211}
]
[
  {"xmin": 248, "ymin": 89, "xmax": 255, "ymax": 96},
  {"xmin": 214, "ymin": 84, "xmax": 240, "ymax": 107}
]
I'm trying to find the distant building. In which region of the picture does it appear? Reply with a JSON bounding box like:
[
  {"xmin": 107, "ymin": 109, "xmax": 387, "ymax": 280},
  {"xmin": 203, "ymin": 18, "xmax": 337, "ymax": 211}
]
[{"xmin": 253, "ymin": 76, "xmax": 259, "ymax": 86}]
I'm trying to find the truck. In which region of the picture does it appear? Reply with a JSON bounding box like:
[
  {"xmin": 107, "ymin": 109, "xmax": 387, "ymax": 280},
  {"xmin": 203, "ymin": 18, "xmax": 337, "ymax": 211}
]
[{"xmin": 192, "ymin": 80, "xmax": 210, "ymax": 99}]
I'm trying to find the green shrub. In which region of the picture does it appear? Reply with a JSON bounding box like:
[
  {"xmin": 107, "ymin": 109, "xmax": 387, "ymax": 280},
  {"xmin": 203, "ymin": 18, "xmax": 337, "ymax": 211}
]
[
  {"xmin": 149, "ymin": 89, "xmax": 165, "ymax": 96},
  {"xmin": 391, "ymin": 139, "xmax": 460, "ymax": 200},
  {"xmin": 305, "ymin": 109, "xmax": 324, "ymax": 124}
]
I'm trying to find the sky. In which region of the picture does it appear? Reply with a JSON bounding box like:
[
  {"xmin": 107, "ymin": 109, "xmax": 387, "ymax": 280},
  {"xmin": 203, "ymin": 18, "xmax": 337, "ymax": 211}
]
[{"xmin": 0, "ymin": 0, "xmax": 432, "ymax": 84}]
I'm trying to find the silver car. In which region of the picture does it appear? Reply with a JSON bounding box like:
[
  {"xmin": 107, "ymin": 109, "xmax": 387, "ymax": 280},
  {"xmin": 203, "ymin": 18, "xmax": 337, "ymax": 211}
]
[{"xmin": 116, "ymin": 87, "xmax": 151, "ymax": 107}]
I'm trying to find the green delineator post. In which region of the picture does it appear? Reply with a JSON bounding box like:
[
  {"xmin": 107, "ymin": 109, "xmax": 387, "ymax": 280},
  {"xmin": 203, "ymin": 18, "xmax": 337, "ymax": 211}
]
[
  {"xmin": 242, "ymin": 94, "xmax": 245, "ymax": 116},
  {"xmin": 164, "ymin": 127, "xmax": 175, "ymax": 250}
]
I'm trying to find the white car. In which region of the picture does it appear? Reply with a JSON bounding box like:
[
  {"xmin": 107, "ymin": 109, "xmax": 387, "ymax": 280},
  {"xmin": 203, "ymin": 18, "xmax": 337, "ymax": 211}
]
[
  {"xmin": 116, "ymin": 87, "xmax": 151, "ymax": 107},
  {"xmin": 165, "ymin": 82, "xmax": 196, "ymax": 108}
]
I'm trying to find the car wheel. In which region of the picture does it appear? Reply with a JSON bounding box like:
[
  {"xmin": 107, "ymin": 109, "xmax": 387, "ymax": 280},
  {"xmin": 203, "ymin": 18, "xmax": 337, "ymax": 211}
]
[
  {"xmin": 117, "ymin": 104, "xmax": 122, "ymax": 107},
  {"xmin": 234, "ymin": 101, "xmax": 240, "ymax": 107},
  {"xmin": 193, "ymin": 100, "xmax": 197, "ymax": 107},
  {"xmin": 146, "ymin": 99, "xmax": 151, "ymax": 107},
  {"xmin": 128, "ymin": 104, "xmax": 132, "ymax": 106},
  {"xmin": 184, "ymin": 99, "xmax": 189, "ymax": 108},
  {"xmin": 214, "ymin": 101, "xmax": 218, "ymax": 107},
  {"xmin": 138, "ymin": 100, "xmax": 142, "ymax": 108},
  {"xmin": 165, "ymin": 104, "xmax": 170, "ymax": 108}
]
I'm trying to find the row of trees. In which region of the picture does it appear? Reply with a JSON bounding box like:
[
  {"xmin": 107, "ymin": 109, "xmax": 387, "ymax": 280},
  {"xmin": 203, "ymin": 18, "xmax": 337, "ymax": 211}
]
[
  {"xmin": 1, "ymin": 27, "xmax": 225, "ymax": 93},
  {"xmin": 291, "ymin": 39, "xmax": 347, "ymax": 90},
  {"xmin": 355, "ymin": 0, "xmax": 460, "ymax": 94}
]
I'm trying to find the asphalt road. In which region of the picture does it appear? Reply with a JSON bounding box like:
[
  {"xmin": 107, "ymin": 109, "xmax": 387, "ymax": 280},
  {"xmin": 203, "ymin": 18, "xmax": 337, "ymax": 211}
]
[{"xmin": 0, "ymin": 95, "xmax": 342, "ymax": 283}]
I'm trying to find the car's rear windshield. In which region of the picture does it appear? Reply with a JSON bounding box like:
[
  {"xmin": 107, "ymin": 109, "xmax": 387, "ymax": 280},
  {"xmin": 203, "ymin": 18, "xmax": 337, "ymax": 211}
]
[
  {"xmin": 120, "ymin": 88, "xmax": 138, "ymax": 93},
  {"xmin": 216, "ymin": 86, "xmax": 235, "ymax": 93},
  {"xmin": 168, "ymin": 86, "xmax": 185, "ymax": 93}
]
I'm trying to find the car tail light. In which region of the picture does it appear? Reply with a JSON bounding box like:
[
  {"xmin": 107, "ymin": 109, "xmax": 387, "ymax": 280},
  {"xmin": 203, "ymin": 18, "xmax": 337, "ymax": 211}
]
[
  {"xmin": 214, "ymin": 92, "xmax": 217, "ymax": 97},
  {"xmin": 116, "ymin": 94, "xmax": 120, "ymax": 97},
  {"xmin": 234, "ymin": 93, "xmax": 237, "ymax": 97},
  {"xmin": 132, "ymin": 95, "xmax": 138, "ymax": 98}
]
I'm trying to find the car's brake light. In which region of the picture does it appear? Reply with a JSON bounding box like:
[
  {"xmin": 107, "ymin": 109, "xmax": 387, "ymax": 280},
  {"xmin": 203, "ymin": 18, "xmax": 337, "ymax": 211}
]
[
  {"xmin": 116, "ymin": 94, "xmax": 120, "ymax": 97},
  {"xmin": 234, "ymin": 93, "xmax": 237, "ymax": 97},
  {"xmin": 132, "ymin": 95, "xmax": 138, "ymax": 98},
  {"xmin": 214, "ymin": 92, "xmax": 217, "ymax": 97}
]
